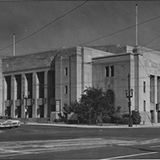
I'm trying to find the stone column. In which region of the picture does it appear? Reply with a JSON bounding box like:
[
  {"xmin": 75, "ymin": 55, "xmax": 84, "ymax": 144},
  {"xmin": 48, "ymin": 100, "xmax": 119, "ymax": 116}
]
[
  {"xmin": 154, "ymin": 76, "xmax": 158, "ymax": 123},
  {"xmin": 21, "ymin": 74, "xmax": 27, "ymax": 118},
  {"xmin": 44, "ymin": 71, "xmax": 48, "ymax": 118},
  {"xmin": 32, "ymin": 72, "xmax": 39, "ymax": 118},
  {"xmin": 11, "ymin": 75, "xmax": 16, "ymax": 118},
  {"xmin": 3, "ymin": 76, "xmax": 7, "ymax": 116}
]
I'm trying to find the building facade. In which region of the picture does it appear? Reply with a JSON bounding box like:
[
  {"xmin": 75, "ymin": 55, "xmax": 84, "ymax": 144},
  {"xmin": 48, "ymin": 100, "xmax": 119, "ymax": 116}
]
[{"xmin": 0, "ymin": 45, "xmax": 160, "ymax": 124}]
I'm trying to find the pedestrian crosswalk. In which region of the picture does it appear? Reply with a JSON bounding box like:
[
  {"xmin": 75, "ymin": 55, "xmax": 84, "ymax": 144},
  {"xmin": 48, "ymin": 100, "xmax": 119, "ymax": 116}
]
[{"xmin": 0, "ymin": 138, "xmax": 160, "ymax": 158}]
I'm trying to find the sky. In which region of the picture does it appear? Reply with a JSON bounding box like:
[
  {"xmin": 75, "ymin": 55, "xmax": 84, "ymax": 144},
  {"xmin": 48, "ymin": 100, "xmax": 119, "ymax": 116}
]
[{"xmin": 0, "ymin": 0, "xmax": 160, "ymax": 57}]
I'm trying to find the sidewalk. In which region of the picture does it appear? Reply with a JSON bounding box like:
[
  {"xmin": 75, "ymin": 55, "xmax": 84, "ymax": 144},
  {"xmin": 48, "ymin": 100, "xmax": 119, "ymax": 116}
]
[{"xmin": 26, "ymin": 122, "xmax": 160, "ymax": 128}]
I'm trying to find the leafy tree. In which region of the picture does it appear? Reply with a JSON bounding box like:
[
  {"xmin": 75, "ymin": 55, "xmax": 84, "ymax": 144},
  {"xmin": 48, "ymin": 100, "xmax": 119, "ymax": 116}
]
[
  {"xmin": 68, "ymin": 101, "xmax": 82, "ymax": 124},
  {"xmin": 131, "ymin": 110, "xmax": 141, "ymax": 124},
  {"xmin": 58, "ymin": 87, "xmax": 116, "ymax": 124},
  {"xmin": 76, "ymin": 87, "xmax": 115, "ymax": 124}
]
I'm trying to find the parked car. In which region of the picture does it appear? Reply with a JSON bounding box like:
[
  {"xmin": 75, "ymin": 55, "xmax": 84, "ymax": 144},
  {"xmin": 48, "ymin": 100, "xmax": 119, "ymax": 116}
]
[{"xmin": 0, "ymin": 118, "xmax": 21, "ymax": 129}]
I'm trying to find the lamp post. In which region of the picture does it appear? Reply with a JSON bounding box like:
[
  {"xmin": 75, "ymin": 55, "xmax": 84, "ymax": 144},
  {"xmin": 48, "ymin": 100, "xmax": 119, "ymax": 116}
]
[{"xmin": 125, "ymin": 74, "xmax": 133, "ymax": 127}]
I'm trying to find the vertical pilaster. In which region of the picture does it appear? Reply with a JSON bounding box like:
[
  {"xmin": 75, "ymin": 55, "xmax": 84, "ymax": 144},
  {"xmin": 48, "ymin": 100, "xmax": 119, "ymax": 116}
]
[
  {"xmin": 60, "ymin": 56, "xmax": 63, "ymax": 112},
  {"xmin": 21, "ymin": 74, "xmax": 27, "ymax": 118},
  {"xmin": 44, "ymin": 71, "xmax": 48, "ymax": 118},
  {"xmin": 154, "ymin": 76, "xmax": 158, "ymax": 123},
  {"xmin": 0, "ymin": 65, "xmax": 3, "ymax": 116},
  {"xmin": 134, "ymin": 53, "xmax": 139, "ymax": 110},
  {"xmin": 3, "ymin": 77, "xmax": 7, "ymax": 116},
  {"xmin": 11, "ymin": 75, "xmax": 16, "ymax": 118},
  {"xmin": 32, "ymin": 72, "xmax": 39, "ymax": 118}
]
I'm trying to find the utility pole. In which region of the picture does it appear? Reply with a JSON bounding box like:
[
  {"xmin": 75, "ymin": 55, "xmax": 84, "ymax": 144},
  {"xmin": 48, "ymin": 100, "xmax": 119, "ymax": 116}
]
[
  {"xmin": 13, "ymin": 33, "xmax": 16, "ymax": 56},
  {"xmin": 136, "ymin": 4, "xmax": 138, "ymax": 47},
  {"xmin": 125, "ymin": 74, "xmax": 133, "ymax": 127}
]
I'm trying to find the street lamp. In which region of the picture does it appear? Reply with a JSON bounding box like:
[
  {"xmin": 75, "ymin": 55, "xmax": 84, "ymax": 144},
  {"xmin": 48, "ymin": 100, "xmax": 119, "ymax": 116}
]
[
  {"xmin": 125, "ymin": 89, "xmax": 133, "ymax": 127},
  {"xmin": 125, "ymin": 74, "xmax": 133, "ymax": 127},
  {"xmin": 125, "ymin": 89, "xmax": 133, "ymax": 98}
]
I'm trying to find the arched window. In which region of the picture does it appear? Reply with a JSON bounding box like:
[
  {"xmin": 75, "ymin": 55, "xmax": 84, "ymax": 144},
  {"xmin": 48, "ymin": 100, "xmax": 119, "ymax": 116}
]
[{"xmin": 106, "ymin": 89, "xmax": 115, "ymax": 107}]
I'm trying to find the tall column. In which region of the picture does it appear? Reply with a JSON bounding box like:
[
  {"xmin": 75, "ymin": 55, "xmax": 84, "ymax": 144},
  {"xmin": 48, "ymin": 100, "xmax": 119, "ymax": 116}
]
[
  {"xmin": 60, "ymin": 56, "xmax": 62, "ymax": 112},
  {"xmin": 11, "ymin": 75, "xmax": 16, "ymax": 118},
  {"xmin": 2, "ymin": 76, "xmax": 7, "ymax": 116},
  {"xmin": 134, "ymin": 52, "xmax": 139, "ymax": 110},
  {"xmin": 32, "ymin": 72, "xmax": 39, "ymax": 118},
  {"xmin": 44, "ymin": 71, "xmax": 48, "ymax": 118},
  {"xmin": 21, "ymin": 74, "xmax": 27, "ymax": 118},
  {"xmin": 154, "ymin": 76, "xmax": 158, "ymax": 123}
]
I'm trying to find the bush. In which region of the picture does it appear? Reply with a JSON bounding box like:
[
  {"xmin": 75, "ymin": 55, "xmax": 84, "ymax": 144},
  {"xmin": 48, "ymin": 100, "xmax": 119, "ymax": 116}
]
[
  {"xmin": 118, "ymin": 117, "xmax": 129, "ymax": 124},
  {"xmin": 68, "ymin": 120, "xmax": 78, "ymax": 124},
  {"xmin": 102, "ymin": 116, "xmax": 111, "ymax": 123},
  {"xmin": 122, "ymin": 113, "xmax": 129, "ymax": 118},
  {"xmin": 131, "ymin": 110, "xmax": 141, "ymax": 124},
  {"xmin": 54, "ymin": 118, "xmax": 63, "ymax": 123}
]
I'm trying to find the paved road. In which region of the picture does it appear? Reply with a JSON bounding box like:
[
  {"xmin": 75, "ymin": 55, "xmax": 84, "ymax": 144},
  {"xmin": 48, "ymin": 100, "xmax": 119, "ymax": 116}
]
[{"xmin": 0, "ymin": 124, "xmax": 160, "ymax": 159}]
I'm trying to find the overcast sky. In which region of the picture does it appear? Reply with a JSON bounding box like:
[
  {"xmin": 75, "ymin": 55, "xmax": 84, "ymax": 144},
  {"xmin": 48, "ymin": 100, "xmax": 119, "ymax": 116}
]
[{"xmin": 0, "ymin": 0, "xmax": 160, "ymax": 56}]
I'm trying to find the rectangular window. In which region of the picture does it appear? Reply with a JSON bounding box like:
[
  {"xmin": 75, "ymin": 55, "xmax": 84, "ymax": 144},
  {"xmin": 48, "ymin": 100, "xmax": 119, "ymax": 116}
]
[
  {"xmin": 143, "ymin": 81, "xmax": 146, "ymax": 93},
  {"xmin": 105, "ymin": 66, "xmax": 109, "ymax": 77},
  {"xmin": 110, "ymin": 66, "xmax": 114, "ymax": 77},
  {"xmin": 143, "ymin": 100, "xmax": 146, "ymax": 112},
  {"xmin": 64, "ymin": 86, "xmax": 68, "ymax": 94},
  {"xmin": 150, "ymin": 75, "xmax": 155, "ymax": 103},
  {"xmin": 64, "ymin": 67, "xmax": 68, "ymax": 76}
]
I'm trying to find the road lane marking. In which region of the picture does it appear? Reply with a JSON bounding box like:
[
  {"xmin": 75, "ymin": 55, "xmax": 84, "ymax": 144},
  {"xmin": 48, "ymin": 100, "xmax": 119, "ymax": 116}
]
[
  {"xmin": 100, "ymin": 152, "xmax": 158, "ymax": 160},
  {"xmin": 0, "ymin": 138, "xmax": 160, "ymax": 159},
  {"xmin": 150, "ymin": 145, "xmax": 160, "ymax": 148}
]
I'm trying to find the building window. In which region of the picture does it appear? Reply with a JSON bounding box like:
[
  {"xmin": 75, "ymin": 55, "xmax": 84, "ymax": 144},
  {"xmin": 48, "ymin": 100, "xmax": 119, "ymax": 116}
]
[
  {"xmin": 105, "ymin": 66, "xmax": 109, "ymax": 77},
  {"xmin": 143, "ymin": 100, "xmax": 146, "ymax": 111},
  {"xmin": 150, "ymin": 75, "xmax": 155, "ymax": 103},
  {"xmin": 105, "ymin": 66, "xmax": 114, "ymax": 77},
  {"xmin": 110, "ymin": 66, "xmax": 114, "ymax": 77},
  {"xmin": 143, "ymin": 81, "xmax": 146, "ymax": 93},
  {"xmin": 64, "ymin": 67, "xmax": 68, "ymax": 76},
  {"xmin": 64, "ymin": 86, "xmax": 68, "ymax": 94}
]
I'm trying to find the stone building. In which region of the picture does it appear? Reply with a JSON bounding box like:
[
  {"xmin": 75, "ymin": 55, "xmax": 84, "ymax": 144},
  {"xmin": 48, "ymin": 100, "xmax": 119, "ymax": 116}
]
[{"xmin": 0, "ymin": 45, "xmax": 160, "ymax": 124}]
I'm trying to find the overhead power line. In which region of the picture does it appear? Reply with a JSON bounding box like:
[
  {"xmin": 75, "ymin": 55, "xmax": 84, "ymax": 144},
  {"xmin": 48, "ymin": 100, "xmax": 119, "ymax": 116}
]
[
  {"xmin": 0, "ymin": 1, "xmax": 160, "ymax": 54},
  {"xmin": 143, "ymin": 34, "xmax": 160, "ymax": 47},
  {"xmin": 0, "ymin": 0, "xmax": 89, "ymax": 52},
  {"xmin": 81, "ymin": 14, "xmax": 160, "ymax": 46}
]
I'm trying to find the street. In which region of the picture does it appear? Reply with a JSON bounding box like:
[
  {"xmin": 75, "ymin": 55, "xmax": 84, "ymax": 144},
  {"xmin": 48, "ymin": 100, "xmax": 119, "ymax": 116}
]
[{"xmin": 0, "ymin": 124, "xmax": 160, "ymax": 159}]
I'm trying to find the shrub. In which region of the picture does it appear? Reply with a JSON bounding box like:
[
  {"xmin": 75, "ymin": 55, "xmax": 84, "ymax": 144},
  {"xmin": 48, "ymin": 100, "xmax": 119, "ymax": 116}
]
[
  {"xmin": 122, "ymin": 113, "xmax": 129, "ymax": 118},
  {"xmin": 131, "ymin": 110, "xmax": 141, "ymax": 124},
  {"xmin": 118, "ymin": 117, "xmax": 129, "ymax": 124},
  {"xmin": 111, "ymin": 113, "xmax": 122, "ymax": 125},
  {"xmin": 102, "ymin": 115, "xmax": 111, "ymax": 123},
  {"xmin": 68, "ymin": 120, "xmax": 78, "ymax": 124}
]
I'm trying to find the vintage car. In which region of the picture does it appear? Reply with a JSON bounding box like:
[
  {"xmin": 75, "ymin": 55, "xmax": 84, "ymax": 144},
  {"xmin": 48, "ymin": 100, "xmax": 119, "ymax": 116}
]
[{"xmin": 0, "ymin": 117, "xmax": 21, "ymax": 129}]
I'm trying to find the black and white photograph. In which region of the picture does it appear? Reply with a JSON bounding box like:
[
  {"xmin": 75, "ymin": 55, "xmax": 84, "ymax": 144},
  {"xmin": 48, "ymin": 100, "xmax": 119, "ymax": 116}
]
[{"xmin": 1, "ymin": 0, "xmax": 160, "ymax": 159}]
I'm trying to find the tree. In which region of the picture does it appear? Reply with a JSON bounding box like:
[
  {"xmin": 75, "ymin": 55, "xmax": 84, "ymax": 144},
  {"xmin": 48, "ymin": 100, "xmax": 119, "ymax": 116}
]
[
  {"xmin": 77, "ymin": 87, "xmax": 115, "ymax": 124},
  {"xmin": 69, "ymin": 101, "xmax": 82, "ymax": 124},
  {"xmin": 59, "ymin": 87, "xmax": 116, "ymax": 124},
  {"xmin": 131, "ymin": 110, "xmax": 141, "ymax": 124}
]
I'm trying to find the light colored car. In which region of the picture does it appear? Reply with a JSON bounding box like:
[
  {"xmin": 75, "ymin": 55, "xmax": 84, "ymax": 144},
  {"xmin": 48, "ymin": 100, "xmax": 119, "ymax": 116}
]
[{"xmin": 0, "ymin": 119, "xmax": 21, "ymax": 128}]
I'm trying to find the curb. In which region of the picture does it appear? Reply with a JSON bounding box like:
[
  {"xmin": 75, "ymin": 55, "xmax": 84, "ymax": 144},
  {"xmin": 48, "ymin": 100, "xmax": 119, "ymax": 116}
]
[{"xmin": 25, "ymin": 122, "xmax": 160, "ymax": 129}]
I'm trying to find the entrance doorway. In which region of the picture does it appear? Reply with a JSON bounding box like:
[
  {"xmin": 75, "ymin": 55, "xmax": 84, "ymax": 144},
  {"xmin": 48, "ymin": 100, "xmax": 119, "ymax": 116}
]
[{"xmin": 106, "ymin": 89, "xmax": 115, "ymax": 107}]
